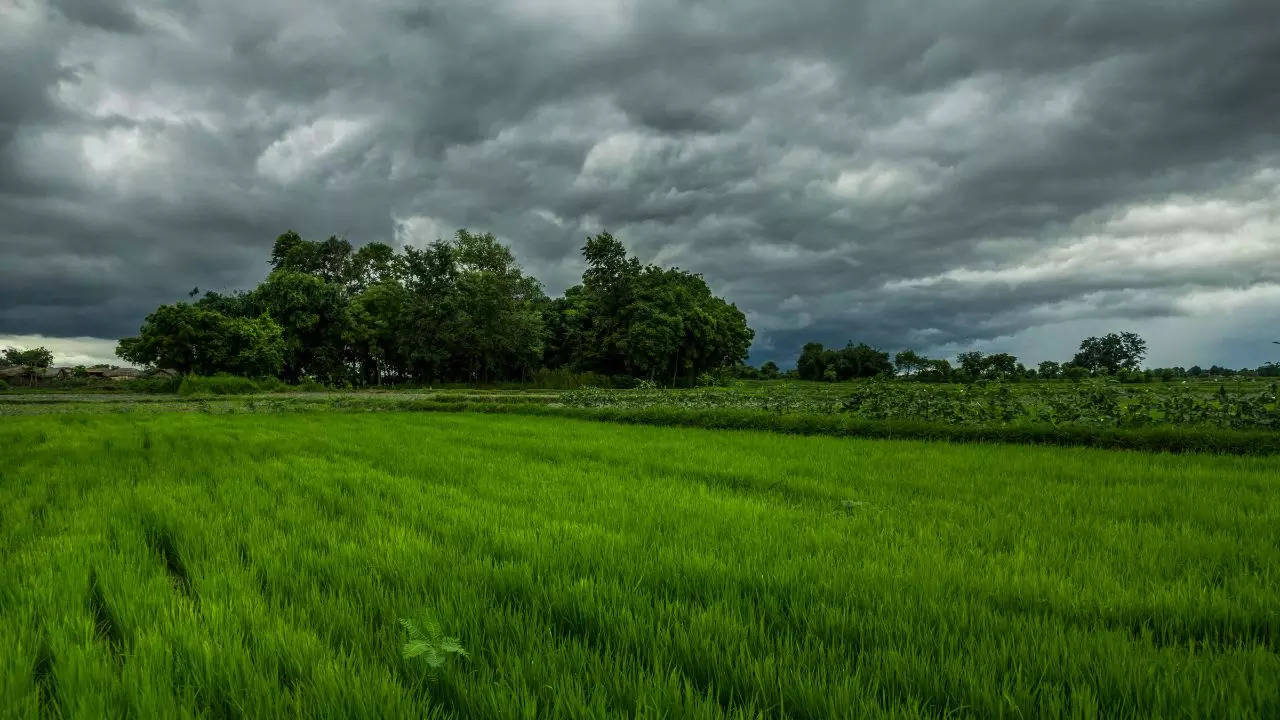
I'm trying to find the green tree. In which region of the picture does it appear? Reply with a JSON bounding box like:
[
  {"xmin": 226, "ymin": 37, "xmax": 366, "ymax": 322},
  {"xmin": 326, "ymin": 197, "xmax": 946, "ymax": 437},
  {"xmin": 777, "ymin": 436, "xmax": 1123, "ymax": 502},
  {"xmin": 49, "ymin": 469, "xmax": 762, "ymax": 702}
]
[
  {"xmin": 1072, "ymin": 332, "xmax": 1147, "ymax": 374},
  {"xmin": 449, "ymin": 230, "xmax": 548, "ymax": 382},
  {"xmin": 552, "ymin": 232, "xmax": 751, "ymax": 384},
  {"xmin": 250, "ymin": 271, "xmax": 351, "ymax": 383},
  {"xmin": 982, "ymin": 352, "xmax": 1019, "ymax": 379},
  {"xmin": 116, "ymin": 303, "xmax": 284, "ymax": 376},
  {"xmin": 893, "ymin": 349, "xmax": 926, "ymax": 376},
  {"xmin": 1037, "ymin": 361, "xmax": 1062, "ymax": 379},
  {"xmin": 796, "ymin": 342, "xmax": 828, "ymax": 381},
  {"xmin": 956, "ymin": 351, "xmax": 985, "ymax": 379},
  {"xmin": 1, "ymin": 346, "xmax": 54, "ymax": 368}
]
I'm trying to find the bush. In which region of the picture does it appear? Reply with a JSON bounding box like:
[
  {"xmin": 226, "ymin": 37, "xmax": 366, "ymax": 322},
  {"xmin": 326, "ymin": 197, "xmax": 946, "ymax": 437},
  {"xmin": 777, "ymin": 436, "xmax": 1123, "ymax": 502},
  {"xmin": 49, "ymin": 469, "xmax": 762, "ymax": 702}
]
[
  {"xmin": 179, "ymin": 374, "xmax": 270, "ymax": 396},
  {"xmin": 0, "ymin": 379, "xmax": 8, "ymax": 390},
  {"xmin": 529, "ymin": 368, "xmax": 612, "ymax": 389}
]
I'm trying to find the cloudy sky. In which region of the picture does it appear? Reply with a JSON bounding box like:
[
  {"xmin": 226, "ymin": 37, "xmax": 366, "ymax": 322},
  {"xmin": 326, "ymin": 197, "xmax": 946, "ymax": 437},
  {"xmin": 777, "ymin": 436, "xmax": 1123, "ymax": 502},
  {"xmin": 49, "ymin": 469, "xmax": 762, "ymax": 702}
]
[{"xmin": 2, "ymin": 0, "xmax": 1278, "ymax": 369}]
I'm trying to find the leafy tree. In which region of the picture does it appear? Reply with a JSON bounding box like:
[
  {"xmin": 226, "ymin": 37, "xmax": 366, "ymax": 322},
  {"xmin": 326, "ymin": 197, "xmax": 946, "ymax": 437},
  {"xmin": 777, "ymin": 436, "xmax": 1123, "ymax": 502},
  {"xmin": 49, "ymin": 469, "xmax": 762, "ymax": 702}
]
[
  {"xmin": 833, "ymin": 343, "xmax": 893, "ymax": 380},
  {"xmin": 550, "ymin": 232, "xmax": 751, "ymax": 384},
  {"xmin": 893, "ymin": 349, "xmax": 926, "ymax": 376},
  {"xmin": 116, "ymin": 303, "xmax": 284, "ymax": 376},
  {"xmin": 123, "ymin": 227, "xmax": 754, "ymax": 386},
  {"xmin": 2, "ymin": 346, "xmax": 54, "ymax": 368},
  {"xmin": 760, "ymin": 361, "xmax": 780, "ymax": 379},
  {"xmin": 250, "ymin": 271, "xmax": 351, "ymax": 384},
  {"xmin": 982, "ymin": 352, "xmax": 1019, "ymax": 379},
  {"xmin": 1037, "ymin": 361, "xmax": 1062, "ymax": 379},
  {"xmin": 449, "ymin": 229, "xmax": 547, "ymax": 382},
  {"xmin": 918, "ymin": 358, "xmax": 953, "ymax": 382},
  {"xmin": 1072, "ymin": 332, "xmax": 1147, "ymax": 374},
  {"xmin": 796, "ymin": 342, "xmax": 829, "ymax": 381},
  {"xmin": 269, "ymin": 231, "xmax": 352, "ymax": 284},
  {"xmin": 346, "ymin": 279, "xmax": 411, "ymax": 384},
  {"xmin": 956, "ymin": 351, "xmax": 985, "ymax": 380},
  {"xmin": 1062, "ymin": 363, "xmax": 1089, "ymax": 381}
]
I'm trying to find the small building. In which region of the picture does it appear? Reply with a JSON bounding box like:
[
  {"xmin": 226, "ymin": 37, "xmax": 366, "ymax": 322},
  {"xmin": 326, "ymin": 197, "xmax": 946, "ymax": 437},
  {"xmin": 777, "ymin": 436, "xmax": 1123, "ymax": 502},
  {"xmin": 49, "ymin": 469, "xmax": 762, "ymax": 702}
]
[{"xmin": 103, "ymin": 368, "xmax": 142, "ymax": 380}]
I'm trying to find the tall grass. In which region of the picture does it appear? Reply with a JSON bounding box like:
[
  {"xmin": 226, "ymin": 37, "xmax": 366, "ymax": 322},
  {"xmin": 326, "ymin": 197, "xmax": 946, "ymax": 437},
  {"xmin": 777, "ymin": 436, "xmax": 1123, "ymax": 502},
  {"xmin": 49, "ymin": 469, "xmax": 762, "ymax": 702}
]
[{"xmin": 1, "ymin": 412, "xmax": 1276, "ymax": 718}]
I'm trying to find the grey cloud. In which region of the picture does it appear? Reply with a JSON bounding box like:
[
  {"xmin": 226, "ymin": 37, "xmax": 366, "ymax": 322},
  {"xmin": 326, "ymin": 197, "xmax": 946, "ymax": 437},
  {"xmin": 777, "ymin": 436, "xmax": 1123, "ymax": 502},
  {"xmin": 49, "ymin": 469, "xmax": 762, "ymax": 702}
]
[{"xmin": 1, "ymin": 0, "xmax": 1277, "ymax": 366}]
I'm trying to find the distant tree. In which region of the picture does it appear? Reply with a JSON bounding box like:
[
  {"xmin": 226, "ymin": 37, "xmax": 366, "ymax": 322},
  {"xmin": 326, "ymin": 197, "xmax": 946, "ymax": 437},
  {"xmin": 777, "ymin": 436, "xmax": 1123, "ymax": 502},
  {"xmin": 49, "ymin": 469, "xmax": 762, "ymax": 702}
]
[
  {"xmin": 123, "ymin": 227, "xmax": 754, "ymax": 386},
  {"xmin": 1037, "ymin": 361, "xmax": 1062, "ymax": 379},
  {"xmin": 833, "ymin": 343, "xmax": 893, "ymax": 380},
  {"xmin": 956, "ymin": 351, "xmax": 985, "ymax": 379},
  {"xmin": 982, "ymin": 352, "xmax": 1019, "ymax": 379},
  {"xmin": 1188, "ymin": 365, "xmax": 1204, "ymax": 377},
  {"xmin": 1062, "ymin": 363, "xmax": 1089, "ymax": 381},
  {"xmin": 796, "ymin": 342, "xmax": 828, "ymax": 381},
  {"xmin": 893, "ymin": 349, "xmax": 926, "ymax": 376},
  {"xmin": 918, "ymin": 358, "xmax": 953, "ymax": 382},
  {"xmin": 760, "ymin": 360, "xmax": 781, "ymax": 379},
  {"xmin": 1072, "ymin": 332, "xmax": 1147, "ymax": 374},
  {"xmin": 1, "ymin": 346, "xmax": 54, "ymax": 368}
]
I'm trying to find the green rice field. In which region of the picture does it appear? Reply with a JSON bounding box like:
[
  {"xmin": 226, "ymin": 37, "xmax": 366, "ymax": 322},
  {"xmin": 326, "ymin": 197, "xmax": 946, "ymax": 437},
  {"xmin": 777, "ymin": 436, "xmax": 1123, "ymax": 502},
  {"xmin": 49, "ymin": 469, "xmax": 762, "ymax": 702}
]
[{"xmin": 2, "ymin": 410, "xmax": 1277, "ymax": 718}]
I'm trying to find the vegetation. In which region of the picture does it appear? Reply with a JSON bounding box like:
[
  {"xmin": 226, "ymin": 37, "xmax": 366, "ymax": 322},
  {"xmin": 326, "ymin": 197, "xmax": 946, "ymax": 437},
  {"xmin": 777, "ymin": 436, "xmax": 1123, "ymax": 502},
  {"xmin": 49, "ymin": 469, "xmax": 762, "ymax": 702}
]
[
  {"xmin": 2, "ymin": 346, "xmax": 54, "ymax": 368},
  {"xmin": 2, "ymin": 411, "xmax": 1276, "ymax": 718},
  {"xmin": 116, "ymin": 230, "xmax": 752, "ymax": 386}
]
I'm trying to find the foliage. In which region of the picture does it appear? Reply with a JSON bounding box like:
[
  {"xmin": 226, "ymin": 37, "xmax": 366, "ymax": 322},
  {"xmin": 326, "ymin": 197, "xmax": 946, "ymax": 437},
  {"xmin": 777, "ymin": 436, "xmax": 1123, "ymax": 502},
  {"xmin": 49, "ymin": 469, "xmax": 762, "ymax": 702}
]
[
  {"xmin": 543, "ymin": 232, "xmax": 753, "ymax": 385},
  {"xmin": 121, "ymin": 229, "xmax": 748, "ymax": 387},
  {"xmin": 1073, "ymin": 331, "xmax": 1148, "ymax": 374},
  {"xmin": 2, "ymin": 346, "xmax": 54, "ymax": 368},
  {"xmin": 796, "ymin": 342, "xmax": 892, "ymax": 381},
  {"xmin": 399, "ymin": 613, "xmax": 468, "ymax": 681},
  {"xmin": 177, "ymin": 374, "xmax": 289, "ymax": 396},
  {"xmin": 116, "ymin": 304, "xmax": 285, "ymax": 377}
]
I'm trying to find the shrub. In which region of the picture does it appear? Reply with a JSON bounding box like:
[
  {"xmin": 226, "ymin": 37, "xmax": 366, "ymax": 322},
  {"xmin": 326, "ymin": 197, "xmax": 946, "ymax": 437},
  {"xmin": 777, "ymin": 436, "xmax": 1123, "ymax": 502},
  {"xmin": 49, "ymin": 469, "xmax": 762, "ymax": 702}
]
[
  {"xmin": 530, "ymin": 368, "xmax": 612, "ymax": 389},
  {"xmin": 0, "ymin": 379, "xmax": 8, "ymax": 390},
  {"xmin": 178, "ymin": 374, "xmax": 266, "ymax": 396}
]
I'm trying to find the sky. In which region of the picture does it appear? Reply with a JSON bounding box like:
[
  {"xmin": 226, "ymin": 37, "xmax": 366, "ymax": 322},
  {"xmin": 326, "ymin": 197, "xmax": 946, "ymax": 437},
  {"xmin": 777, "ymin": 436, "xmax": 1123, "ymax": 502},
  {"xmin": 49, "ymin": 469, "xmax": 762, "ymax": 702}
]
[{"xmin": 2, "ymin": 0, "xmax": 1278, "ymax": 369}]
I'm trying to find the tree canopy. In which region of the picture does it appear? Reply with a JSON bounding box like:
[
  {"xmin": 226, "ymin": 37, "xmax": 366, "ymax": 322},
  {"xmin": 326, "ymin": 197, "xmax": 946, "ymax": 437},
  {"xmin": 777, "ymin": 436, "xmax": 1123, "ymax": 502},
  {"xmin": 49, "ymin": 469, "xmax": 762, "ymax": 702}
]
[
  {"xmin": 2, "ymin": 346, "xmax": 54, "ymax": 368},
  {"xmin": 542, "ymin": 232, "xmax": 753, "ymax": 384},
  {"xmin": 1072, "ymin": 332, "xmax": 1148, "ymax": 374},
  {"xmin": 117, "ymin": 229, "xmax": 751, "ymax": 386}
]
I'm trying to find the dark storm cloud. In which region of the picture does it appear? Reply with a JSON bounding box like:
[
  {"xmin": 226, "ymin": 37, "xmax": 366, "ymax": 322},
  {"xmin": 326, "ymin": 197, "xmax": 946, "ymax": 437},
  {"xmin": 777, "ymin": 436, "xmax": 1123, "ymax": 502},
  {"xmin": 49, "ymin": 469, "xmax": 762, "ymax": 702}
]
[{"xmin": 1, "ymin": 0, "xmax": 1277, "ymax": 365}]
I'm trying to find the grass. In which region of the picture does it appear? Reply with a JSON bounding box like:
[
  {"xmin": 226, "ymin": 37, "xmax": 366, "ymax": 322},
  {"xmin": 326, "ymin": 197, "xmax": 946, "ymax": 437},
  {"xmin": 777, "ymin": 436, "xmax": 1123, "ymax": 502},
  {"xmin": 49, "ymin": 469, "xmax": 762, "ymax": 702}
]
[{"xmin": 1, "ymin": 411, "xmax": 1277, "ymax": 718}]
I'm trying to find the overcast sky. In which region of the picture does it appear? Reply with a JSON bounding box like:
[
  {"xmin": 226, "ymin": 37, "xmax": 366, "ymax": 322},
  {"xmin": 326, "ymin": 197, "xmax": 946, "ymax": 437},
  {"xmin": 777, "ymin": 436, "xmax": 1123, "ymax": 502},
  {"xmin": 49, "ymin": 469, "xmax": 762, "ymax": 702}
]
[{"xmin": 2, "ymin": 0, "xmax": 1278, "ymax": 368}]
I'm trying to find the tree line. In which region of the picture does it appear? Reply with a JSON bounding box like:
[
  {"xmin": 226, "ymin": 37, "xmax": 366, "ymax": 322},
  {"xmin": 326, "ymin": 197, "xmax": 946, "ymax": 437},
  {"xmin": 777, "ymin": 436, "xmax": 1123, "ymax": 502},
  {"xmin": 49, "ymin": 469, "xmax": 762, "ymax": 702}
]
[
  {"xmin": 779, "ymin": 331, "xmax": 1280, "ymax": 382},
  {"xmin": 114, "ymin": 230, "xmax": 754, "ymax": 386}
]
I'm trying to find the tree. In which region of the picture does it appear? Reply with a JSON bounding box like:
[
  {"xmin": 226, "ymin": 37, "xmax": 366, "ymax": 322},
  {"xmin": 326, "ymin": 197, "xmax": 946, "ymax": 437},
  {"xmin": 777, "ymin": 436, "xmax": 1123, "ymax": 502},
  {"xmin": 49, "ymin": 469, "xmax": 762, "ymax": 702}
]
[
  {"xmin": 2, "ymin": 346, "xmax": 54, "ymax": 368},
  {"xmin": 449, "ymin": 229, "xmax": 547, "ymax": 382},
  {"xmin": 1072, "ymin": 332, "xmax": 1147, "ymax": 374},
  {"xmin": 116, "ymin": 303, "xmax": 284, "ymax": 376},
  {"xmin": 760, "ymin": 361, "xmax": 780, "ymax": 379},
  {"xmin": 122, "ymin": 227, "xmax": 755, "ymax": 386},
  {"xmin": 918, "ymin": 358, "xmax": 953, "ymax": 382},
  {"xmin": 833, "ymin": 343, "xmax": 892, "ymax": 380},
  {"xmin": 250, "ymin": 271, "xmax": 351, "ymax": 383},
  {"xmin": 796, "ymin": 343, "xmax": 828, "ymax": 381},
  {"xmin": 956, "ymin": 351, "xmax": 985, "ymax": 380},
  {"xmin": 982, "ymin": 352, "xmax": 1019, "ymax": 379},
  {"xmin": 551, "ymin": 232, "xmax": 751, "ymax": 384},
  {"xmin": 893, "ymin": 349, "xmax": 926, "ymax": 376},
  {"xmin": 269, "ymin": 231, "xmax": 352, "ymax": 284},
  {"xmin": 1037, "ymin": 361, "xmax": 1062, "ymax": 379}
]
